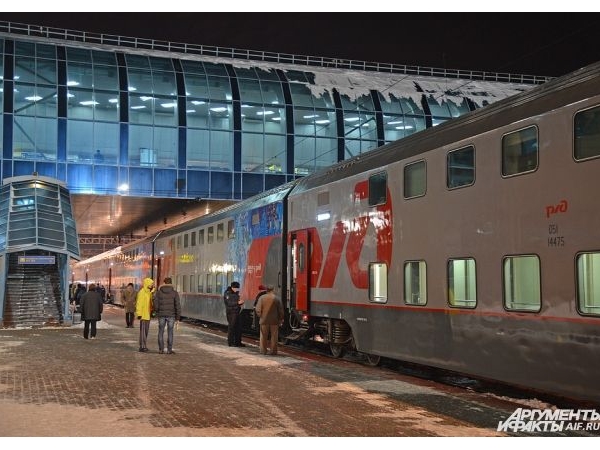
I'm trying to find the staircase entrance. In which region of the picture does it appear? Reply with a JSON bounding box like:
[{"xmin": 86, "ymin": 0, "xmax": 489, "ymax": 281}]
[{"xmin": 3, "ymin": 252, "xmax": 65, "ymax": 328}]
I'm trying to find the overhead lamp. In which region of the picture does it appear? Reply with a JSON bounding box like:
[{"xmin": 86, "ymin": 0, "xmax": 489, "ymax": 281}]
[
  {"xmin": 25, "ymin": 96, "xmax": 43, "ymax": 101},
  {"xmin": 315, "ymin": 120, "xmax": 330, "ymax": 124},
  {"xmin": 140, "ymin": 96, "xmax": 154, "ymax": 101},
  {"xmin": 344, "ymin": 117, "xmax": 360, "ymax": 122},
  {"xmin": 131, "ymin": 105, "xmax": 145, "ymax": 110},
  {"xmin": 387, "ymin": 120, "xmax": 403, "ymax": 125},
  {"xmin": 108, "ymin": 98, "xmax": 118, "ymax": 103},
  {"xmin": 67, "ymin": 81, "xmax": 80, "ymax": 86},
  {"xmin": 160, "ymin": 102, "xmax": 177, "ymax": 108},
  {"xmin": 303, "ymin": 114, "xmax": 319, "ymax": 119},
  {"xmin": 128, "ymin": 86, "xmax": 137, "ymax": 91},
  {"xmin": 257, "ymin": 110, "xmax": 274, "ymax": 116},
  {"xmin": 210, "ymin": 107, "xmax": 227, "ymax": 112},
  {"xmin": 79, "ymin": 101, "xmax": 99, "ymax": 106},
  {"xmin": 191, "ymin": 100, "xmax": 206, "ymax": 105}
]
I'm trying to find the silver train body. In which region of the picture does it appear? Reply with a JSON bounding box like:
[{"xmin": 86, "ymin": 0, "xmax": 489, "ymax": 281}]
[{"xmin": 73, "ymin": 61, "xmax": 600, "ymax": 404}]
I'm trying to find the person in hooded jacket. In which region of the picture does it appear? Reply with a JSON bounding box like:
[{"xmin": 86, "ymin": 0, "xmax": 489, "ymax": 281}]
[
  {"xmin": 135, "ymin": 277, "xmax": 155, "ymax": 352},
  {"xmin": 153, "ymin": 277, "xmax": 181, "ymax": 354}
]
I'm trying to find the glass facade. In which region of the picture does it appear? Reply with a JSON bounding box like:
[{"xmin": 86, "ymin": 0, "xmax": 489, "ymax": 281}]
[{"xmin": 0, "ymin": 33, "xmax": 538, "ymax": 202}]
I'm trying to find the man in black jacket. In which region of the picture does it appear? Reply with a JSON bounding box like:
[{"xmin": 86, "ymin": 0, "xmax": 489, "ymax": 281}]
[
  {"xmin": 80, "ymin": 284, "xmax": 103, "ymax": 340},
  {"xmin": 153, "ymin": 277, "xmax": 181, "ymax": 354},
  {"xmin": 223, "ymin": 281, "xmax": 245, "ymax": 347}
]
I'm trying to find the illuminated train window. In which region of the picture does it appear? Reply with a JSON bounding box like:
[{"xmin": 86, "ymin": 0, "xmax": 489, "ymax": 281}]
[
  {"xmin": 448, "ymin": 258, "xmax": 477, "ymax": 308},
  {"xmin": 576, "ymin": 252, "xmax": 600, "ymax": 316},
  {"xmin": 503, "ymin": 255, "xmax": 540, "ymax": 312},
  {"xmin": 404, "ymin": 260, "xmax": 427, "ymax": 305}
]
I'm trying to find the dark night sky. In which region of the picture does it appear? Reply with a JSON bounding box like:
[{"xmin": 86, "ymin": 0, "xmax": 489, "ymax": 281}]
[{"xmin": 1, "ymin": 11, "xmax": 600, "ymax": 77}]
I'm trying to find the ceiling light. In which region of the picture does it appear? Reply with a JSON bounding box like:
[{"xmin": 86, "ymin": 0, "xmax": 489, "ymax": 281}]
[
  {"xmin": 315, "ymin": 120, "xmax": 330, "ymax": 124},
  {"xmin": 131, "ymin": 105, "xmax": 145, "ymax": 110},
  {"xmin": 344, "ymin": 117, "xmax": 360, "ymax": 122},
  {"xmin": 79, "ymin": 101, "xmax": 98, "ymax": 106},
  {"xmin": 25, "ymin": 96, "xmax": 43, "ymax": 101},
  {"xmin": 67, "ymin": 81, "xmax": 80, "ymax": 86},
  {"xmin": 210, "ymin": 107, "xmax": 227, "ymax": 112},
  {"xmin": 160, "ymin": 102, "xmax": 177, "ymax": 108},
  {"xmin": 191, "ymin": 100, "xmax": 206, "ymax": 105}
]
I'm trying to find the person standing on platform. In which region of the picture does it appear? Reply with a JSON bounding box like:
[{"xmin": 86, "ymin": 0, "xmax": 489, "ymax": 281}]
[
  {"xmin": 252, "ymin": 284, "xmax": 267, "ymax": 331},
  {"xmin": 135, "ymin": 277, "xmax": 155, "ymax": 352},
  {"xmin": 80, "ymin": 283, "xmax": 104, "ymax": 340},
  {"xmin": 122, "ymin": 282, "xmax": 136, "ymax": 328},
  {"xmin": 223, "ymin": 281, "xmax": 245, "ymax": 347},
  {"xmin": 153, "ymin": 277, "xmax": 181, "ymax": 354},
  {"xmin": 255, "ymin": 285, "xmax": 284, "ymax": 355}
]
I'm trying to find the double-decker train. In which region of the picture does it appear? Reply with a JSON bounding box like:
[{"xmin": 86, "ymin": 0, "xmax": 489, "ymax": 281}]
[{"xmin": 73, "ymin": 61, "xmax": 600, "ymax": 404}]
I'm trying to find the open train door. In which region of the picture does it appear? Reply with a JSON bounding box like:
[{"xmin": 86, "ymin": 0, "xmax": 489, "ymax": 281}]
[{"xmin": 289, "ymin": 229, "xmax": 310, "ymax": 315}]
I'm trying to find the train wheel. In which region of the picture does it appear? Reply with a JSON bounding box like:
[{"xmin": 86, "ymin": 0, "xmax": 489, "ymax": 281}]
[
  {"xmin": 330, "ymin": 343, "xmax": 345, "ymax": 358},
  {"xmin": 364, "ymin": 353, "xmax": 381, "ymax": 366}
]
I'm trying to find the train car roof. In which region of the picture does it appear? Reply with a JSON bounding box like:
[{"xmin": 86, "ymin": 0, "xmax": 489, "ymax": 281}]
[{"xmin": 290, "ymin": 60, "xmax": 600, "ymax": 194}]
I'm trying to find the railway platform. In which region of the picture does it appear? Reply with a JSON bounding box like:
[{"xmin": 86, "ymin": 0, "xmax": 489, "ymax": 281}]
[{"xmin": 0, "ymin": 305, "xmax": 598, "ymax": 440}]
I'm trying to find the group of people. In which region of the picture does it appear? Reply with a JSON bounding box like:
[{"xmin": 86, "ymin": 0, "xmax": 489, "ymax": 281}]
[
  {"xmin": 76, "ymin": 277, "xmax": 182, "ymax": 355},
  {"xmin": 77, "ymin": 276, "xmax": 285, "ymax": 357},
  {"xmin": 133, "ymin": 277, "xmax": 182, "ymax": 354},
  {"xmin": 224, "ymin": 281, "xmax": 284, "ymax": 356}
]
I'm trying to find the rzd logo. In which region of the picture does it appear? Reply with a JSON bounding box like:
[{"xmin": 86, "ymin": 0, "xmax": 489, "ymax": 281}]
[{"xmin": 304, "ymin": 180, "xmax": 393, "ymax": 289}]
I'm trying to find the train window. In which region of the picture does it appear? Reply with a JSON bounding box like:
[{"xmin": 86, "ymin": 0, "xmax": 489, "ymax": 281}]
[
  {"xmin": 502, "ymin": 126, "xmax": 538, "ymax": 176},
  {"xmin": 217, "ymin": 223, "xmax": 224, "ymax": 242},
  {"xmin": 369, "ymin": 262, "xmax": 388, "ymax": 303},
  {"xmin": 206, "ymin": 274, "xmax": 213, "ymax": 293},
  {"xmin": 576, "ymin": 252, "xmax": 600, "ymax": 316},
  {"xmin": 216, "ymin": 273, "xmax": 223, "ymax": 294},
  {"xmin": 228, "ymin": 220, "xmax": 234, "ymax": 239},
  {"xmin": 317, "ymin": 191, "xmax": 329, "ymax": 207},
  {"xmin": 369, "ymin": 172, "xmax": 387, "ymax": 206},
  {"xmin": 198, "ymin": 275, "xmax": 204, "ymax": 293},
  {"xmin": 182, "ymin": 275, "xmax": 188, "ymax": 292},
  {"xmin": 190, "ymin": 275, "xmax": 195, "ymax": 293},
  {"xmin": 404, "ymin": 260, "xmax": 427, "ymax": 305},
  {"xmin": 447, "ymin": 146, "xmax": 475, "ymax": 189},
  {"xmin": 574, "ymin": 105, "xmax": 600, "ymax": 160},
  {"xmin": 191, "ymin": 231, "xmax": 196, "ymax": 246},
  {"xmin": 404, "ymin": 161, "xmax": 426, "ymax": 199},
  {"xmin": 177, "ymin": 235, "xmax": 182, "ymax": 249},
  {"xmin": 184, "ymin": 233, "xmax": 189, "ymax": 248},
  {"xmin": 208, "ymin": 226, "xmax": 214, "ymax": 244},
  {"xmin": 448, "ymin": 258, "xmax": 477, "ymax": 308},
  {"xmin": 252, "ymin": 212, "xmax": 260, "ymax": 225},
  {"xmin": 199, "ymin": 229, "xmax": 204, "ymax": 245},
  {"xmin": 503, "ymin": 255, "xmax": 541, "ymax": 312}
]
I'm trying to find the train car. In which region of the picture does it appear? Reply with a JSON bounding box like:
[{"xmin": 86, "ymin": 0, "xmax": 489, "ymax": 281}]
[
  {"xmin": 285, "ymin": 61, "xmax": 600, "ymax": 404},
  {"xmin": 72, "ymin": 182, "xmax": 294, "ymax": 327},
  {"xmin": 72, "ymin": 61, "xmax": 600, "ymax": 404}
]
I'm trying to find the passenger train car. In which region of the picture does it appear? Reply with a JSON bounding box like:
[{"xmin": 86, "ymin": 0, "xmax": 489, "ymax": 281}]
[{"xmin": 73, "ymin": 61, "xmax": 600, "ymax": 404}]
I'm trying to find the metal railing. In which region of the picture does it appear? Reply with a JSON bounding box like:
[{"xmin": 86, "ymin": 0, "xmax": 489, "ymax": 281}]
[{"xmin": 0, "ymin": 20, "xmax": 552, "ymax": 85}]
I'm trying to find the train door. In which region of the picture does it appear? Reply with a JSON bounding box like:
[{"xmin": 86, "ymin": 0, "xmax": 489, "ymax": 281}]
[{"xmin": 289, "ymin": 229, "xmax": 310, "ymax": 314}]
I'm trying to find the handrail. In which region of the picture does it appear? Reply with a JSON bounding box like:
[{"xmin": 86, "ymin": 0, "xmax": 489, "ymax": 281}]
[{"xmin": 0, "ymin": 20, "xmax": 552, "ymax": 85}]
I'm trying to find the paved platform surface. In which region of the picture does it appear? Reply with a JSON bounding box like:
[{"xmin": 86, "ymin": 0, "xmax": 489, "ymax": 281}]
[{"xmin": 0, "ymin": 305, "xmax": 597, "ymax": 439}]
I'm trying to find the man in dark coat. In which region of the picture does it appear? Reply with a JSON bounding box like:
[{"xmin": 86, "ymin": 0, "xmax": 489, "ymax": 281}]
[
  {"xmin": 153, "ymin": 277, "xmax": 181, "ymax": 354},
  {"xmin": 80, "ymin": 284, "xmax": 103, "ymax": 340},
  {"xmin": 223, "ymin": 281, "xmax": 245, "ymax": 347}
]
